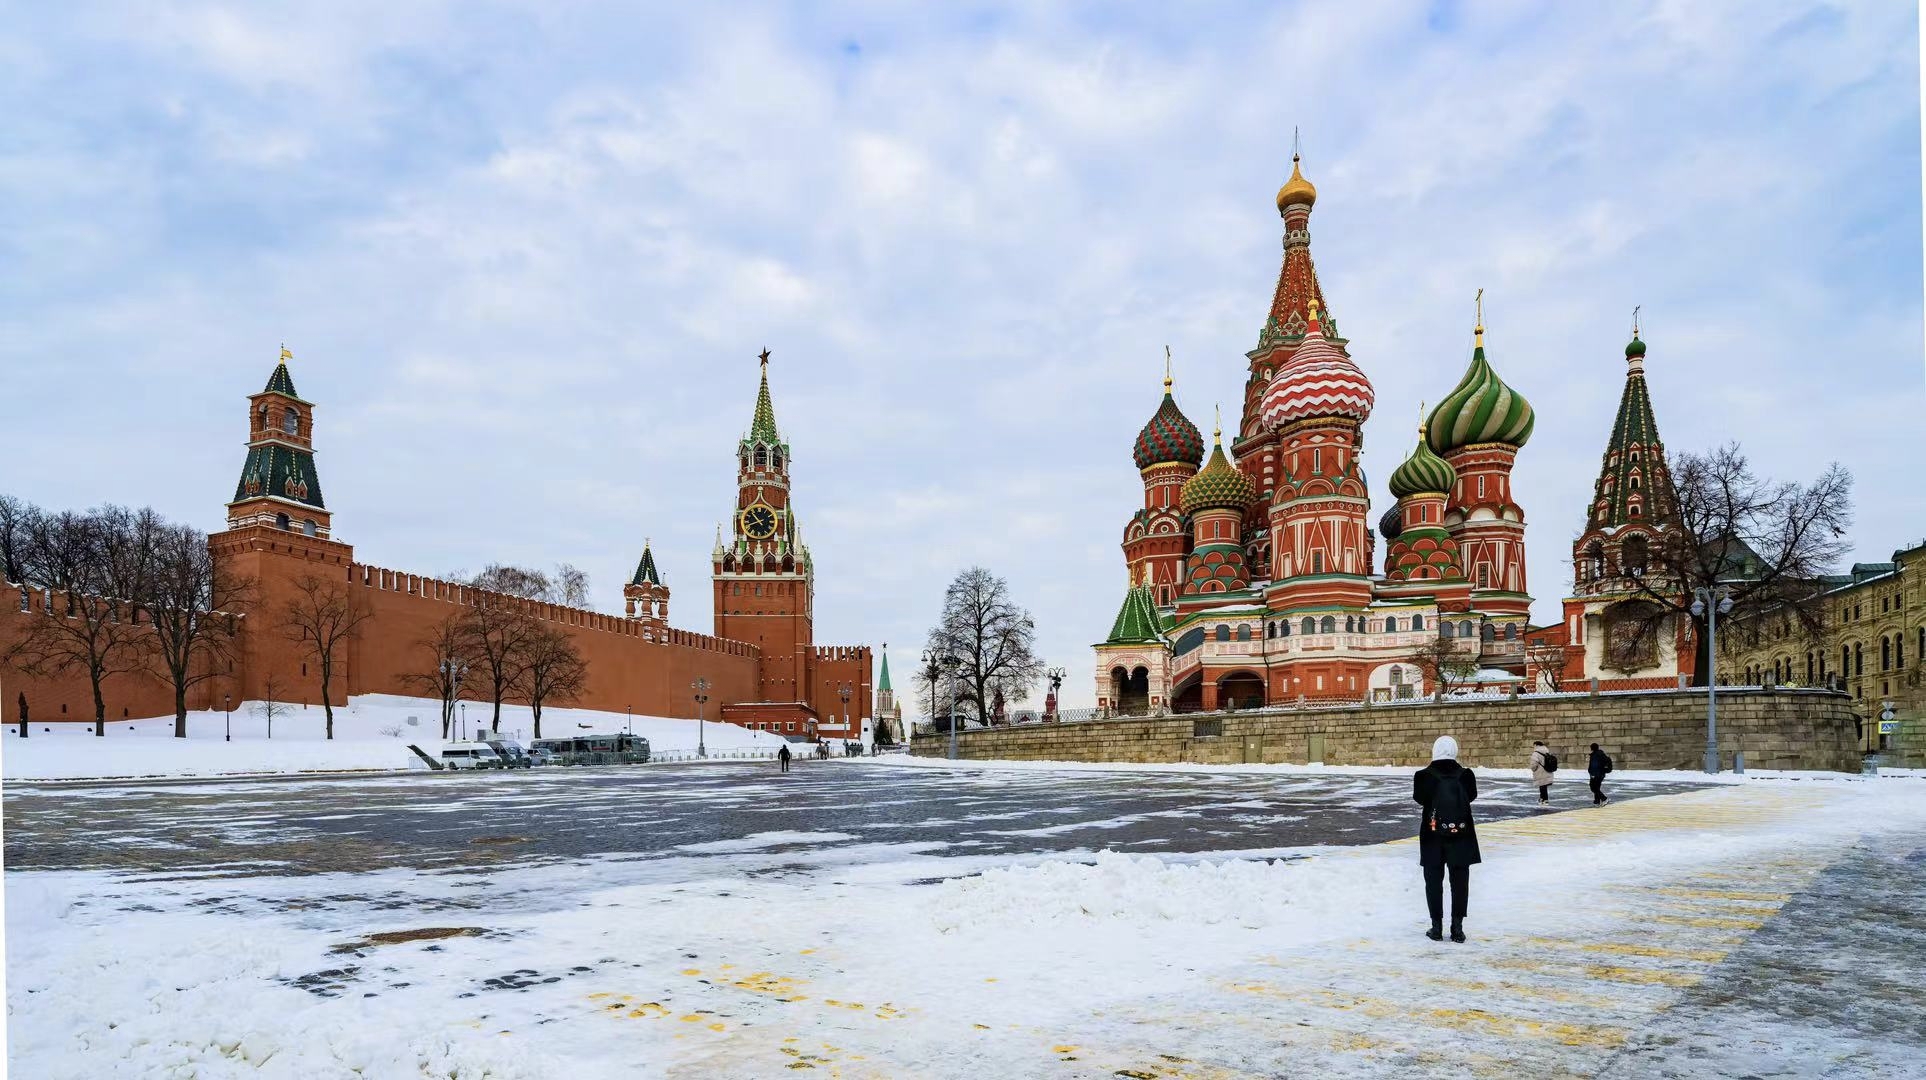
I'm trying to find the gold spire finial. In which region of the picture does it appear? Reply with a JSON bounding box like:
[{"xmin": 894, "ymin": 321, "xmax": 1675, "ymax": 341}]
[
  {"xmin": 1308, "ymin": 295, "xmax": 1320, "ymax": 322},
  {"xmin": 279, "ymin": 343, "xmax": 292, "ymax": 363},
  {"xmin": 1473, "ymin": 288, "xmax": 1485, "ymax": 348},
  {"xmin": 1163, "ymin": 345, "xmax": 1173, "ymax": 391},
  {"xmin": 1213, "ymin": 404, "xmax": 1223, "ymax": 444},
  {"xmin": 1632, "ymin": 304, "xmax": 1641, "ymax": 338},
  {"xmin": 1418, "ymin": 399, "xmax": 1427, "ymax": 435}
]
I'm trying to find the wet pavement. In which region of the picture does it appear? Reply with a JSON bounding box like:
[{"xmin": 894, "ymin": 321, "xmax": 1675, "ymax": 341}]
[{"xmin": 2, "ymin": 760, "xmax": 1698, "ymax": 880}]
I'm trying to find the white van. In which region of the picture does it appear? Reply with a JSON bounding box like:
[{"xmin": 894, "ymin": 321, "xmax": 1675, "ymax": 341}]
[{"xmin": 440, "ymin": 743, "xmax": 504, "ymax": 770}]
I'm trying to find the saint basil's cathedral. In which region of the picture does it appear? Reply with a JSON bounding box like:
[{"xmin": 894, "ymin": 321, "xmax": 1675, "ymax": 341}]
[{"xmin": 1094, "ymin": 154, "xmax": 1537, "ymax": 713}]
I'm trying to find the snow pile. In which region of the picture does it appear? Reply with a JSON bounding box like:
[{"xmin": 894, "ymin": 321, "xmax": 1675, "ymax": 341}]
[{"xmin": 1, "ymin": 693, "xmax": 788, "ymax": 781}]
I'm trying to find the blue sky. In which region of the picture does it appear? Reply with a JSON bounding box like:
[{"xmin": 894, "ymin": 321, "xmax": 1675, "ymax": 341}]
[{"xmin": 3, "ymin": 1, "xmax": 1921, "ymax": 710}]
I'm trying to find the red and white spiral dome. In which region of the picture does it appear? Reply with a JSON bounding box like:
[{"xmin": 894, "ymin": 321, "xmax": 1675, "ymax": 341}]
[{"xmin": 1260, "ymin": 301, "xmax": 1375, "ymax": 427}]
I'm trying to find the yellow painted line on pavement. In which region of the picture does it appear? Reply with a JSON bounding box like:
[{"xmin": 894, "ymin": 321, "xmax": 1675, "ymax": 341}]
[
  {"xmin": 1225, "ymin": 982, "xmax": 1628, "ymax": 1048},
  {"xmin": 1491, "ymin": 957, "xmax": 1703, "ymax": 988},
  {"xmin": 1523, "ymin": 937, "xmax": 1731, "ymax": 965}
]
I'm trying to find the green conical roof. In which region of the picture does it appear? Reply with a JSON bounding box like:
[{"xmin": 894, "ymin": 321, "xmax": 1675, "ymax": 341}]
[
  {"xmin": 1587, "ymin": 335, "xmax": 1672, "ymax": 528},
  {"xmin": 1427, "ymin": 331, "xmax": 1534, "ymax": 454},
  {"xmin": 878, "ymin": 650, "xmax": 892, "ymax": 691},
  {"xmin": 1388, "ymin": 425, "xmax": 1458, "ymax": 499},
  {"xmin": 1104, "ymin": 584, "xmax": 1166, "ymax": 645},
  {"xmin": 630, "ymin": 543, "xmax": 661, "ymax": 586},
  {"xmin": 748, "ymin": 352, "xmax": 781, "ymax": 444},
  {"xmin": 1180, "ymin": 436, "xmax": 1256, "ymax": 515}
]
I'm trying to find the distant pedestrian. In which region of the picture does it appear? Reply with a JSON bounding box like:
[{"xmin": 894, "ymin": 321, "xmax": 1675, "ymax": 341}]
[
  {"xmin": 1529, "ymin": 740, "xmax": 1556, "ymax": 805},
  {"xmin": 1414, "ymin": 735, "xmax": 1480, "ymax": 943},
  {"xmin": 778, "ymin": 744, "xmax": 792, "ymax": 773},
  {"xmin": 1587, "ymin": 743, "xmax": 1613, "ymax": 805}
]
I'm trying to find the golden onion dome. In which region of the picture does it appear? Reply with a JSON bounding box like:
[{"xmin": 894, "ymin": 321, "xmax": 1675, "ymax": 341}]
[{"xmin": 1276, "ymin": 153, "xmax": 1317, "ymax": 212}]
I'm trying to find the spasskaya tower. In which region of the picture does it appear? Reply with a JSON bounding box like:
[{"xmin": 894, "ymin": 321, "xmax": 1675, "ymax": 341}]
[{"xmin": 713, "ymin": 350, "xmax": 838, "ymax": 735}]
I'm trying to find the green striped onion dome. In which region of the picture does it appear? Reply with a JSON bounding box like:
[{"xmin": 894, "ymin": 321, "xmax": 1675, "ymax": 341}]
[
  {"xmin": 1133, "ymin": 391, "xmax": 1204, "ymax": 470},
  {"xmin": 1625, "ymin": 336, "xmax": 1646, "ymax": 358},
  {"xmin": 1180, "ymin": 442, "xmax": 1256, "ymax": 515},
  {"xmin": 1388, "ymin": 426, "xmax": 1458, "ymax": 499},
  {"xmin": 1427, "ymin": 342, "xmax": 1534, "ymax": 454}
]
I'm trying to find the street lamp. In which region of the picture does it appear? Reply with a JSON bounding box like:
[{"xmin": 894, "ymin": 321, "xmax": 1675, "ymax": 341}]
[
  {"xmin": 224, "ymin": 693, "xmax": 231, "ymax": 743},
  {"xmin": 691, "ymin": 678, "xmax": 711, "ymax": 758},
  {"xmin": 626, "ymin": 704, "xmax": 633, "ymax": 737},
  {"xmin": 460, "ymin": 701, "xmax": 467, "ymax": 742},
  {"xmin": 941, "ymin": 653, "xmax": 963, "ymax": 760},
  {"xmin": 1689, "ymin": 585, "xmax": 1736, "ymax": 774},
  {"xmin": 838, "ymin": 682, "xmax": 852, "ymax": 744},
  {"xmin": 441, "ymin": 658, "xmax": 466, "ymax": 742}
]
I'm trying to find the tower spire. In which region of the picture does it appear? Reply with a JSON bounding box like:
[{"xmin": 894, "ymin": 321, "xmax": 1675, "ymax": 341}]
[
  {"xmin": 1164, "ymin": 345, "xmax": 1172, "ymax": 392},
  {"xmin": 1474, "ymin": 288, "xmax": 1485, "ymax": 348},
  {"xmin": 748, "ymin": 348, "xmax": 781, "ymax": 444}
]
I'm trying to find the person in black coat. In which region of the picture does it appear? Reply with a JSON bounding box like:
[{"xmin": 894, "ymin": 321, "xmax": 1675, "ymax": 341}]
[
  {"xmin": 1413, "ymin": 734, "xmax": 1481, "ymax": 943},
  {"xmin": 1587, "ymin": 743, "xmax": 1612, "ymax": 805}
]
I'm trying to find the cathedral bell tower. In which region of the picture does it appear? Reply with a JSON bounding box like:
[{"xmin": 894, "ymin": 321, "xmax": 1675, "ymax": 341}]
[{"xmin": 713, "ymin": 350, "xmax": 818, "ymax": 730}]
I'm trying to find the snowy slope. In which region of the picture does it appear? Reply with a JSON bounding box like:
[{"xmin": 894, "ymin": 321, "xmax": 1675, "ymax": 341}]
[{"xmin": 0, "ymin": 694, "xmax": 790, "ymax": 781}]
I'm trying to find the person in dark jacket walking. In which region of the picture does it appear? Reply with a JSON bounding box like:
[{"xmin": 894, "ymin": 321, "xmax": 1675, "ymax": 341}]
[
  {"xmin": 778, "ymin": 744, "xmax": 792, "ymax": 772},
  {"xmin": 1413, "ymin": 734, "xmax": 1481, "ymax": 943},
  {"xmin": 1587, "ymin": 743, "xmax": 1612, "ymax": 805}
]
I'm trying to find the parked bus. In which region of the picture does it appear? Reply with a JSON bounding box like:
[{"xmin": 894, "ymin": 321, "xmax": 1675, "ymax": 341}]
[{"xmin": 529, "ymin": 734, "xmax": 651, "ymax": 766}]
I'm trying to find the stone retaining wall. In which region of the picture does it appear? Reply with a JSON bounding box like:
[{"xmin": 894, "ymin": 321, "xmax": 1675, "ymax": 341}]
[{"xmin": 910, "ymin": 688, "xmax": 1862, "ymax": 773}]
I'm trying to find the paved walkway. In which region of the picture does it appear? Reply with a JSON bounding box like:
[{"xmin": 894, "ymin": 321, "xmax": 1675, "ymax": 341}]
[{"xmin": 1018, "ymin": 784, "xmax": 1925, "ymax": 1078}]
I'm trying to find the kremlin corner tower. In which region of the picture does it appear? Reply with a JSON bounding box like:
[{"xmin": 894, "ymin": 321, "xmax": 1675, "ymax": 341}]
[{"xmin": 1096, "ymin": 152, "xmax": 1538, "ymax": 714}]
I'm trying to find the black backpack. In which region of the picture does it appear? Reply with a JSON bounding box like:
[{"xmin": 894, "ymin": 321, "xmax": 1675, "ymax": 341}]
[
  {"xmin": 1429, "ymin": 771, "xmax": 1473, "ymax": 839},
  {"xmin": 1601, "ymin": 753, "xmax": 1614, "ymax": 775},
  {"xmin": 1542, "ymin": 751, "xmax": 1559, "ymax": 773}
]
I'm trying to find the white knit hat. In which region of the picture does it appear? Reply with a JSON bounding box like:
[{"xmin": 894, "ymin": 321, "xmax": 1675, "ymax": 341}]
[{"xmin": 1432, "ymin": 735, "xmax": 1459, "ymax": 761}]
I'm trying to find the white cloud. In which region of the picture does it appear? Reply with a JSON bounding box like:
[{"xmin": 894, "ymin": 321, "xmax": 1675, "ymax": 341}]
[{"xmin": 1, "ymin": 1, "xmax": 1919, "ymax": 711}]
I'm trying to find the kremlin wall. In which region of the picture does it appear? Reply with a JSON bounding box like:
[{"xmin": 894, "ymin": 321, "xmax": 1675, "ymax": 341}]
[{"xmin": 1, "ymin": 351, "xmax": 871, "ymax": 738}]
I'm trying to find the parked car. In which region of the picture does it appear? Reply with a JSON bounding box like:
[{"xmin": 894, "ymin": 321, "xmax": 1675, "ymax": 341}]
[
  {"xmin": 440, "ymin": 743, "xmax": 504, "ymax": 770},
  {"xmin": 485, "ymin": 739, "xmax": 533, "ymax": 768},
  {"xmin": 527, "ymin": 747, "xmax": 556, "ymax": 767}
]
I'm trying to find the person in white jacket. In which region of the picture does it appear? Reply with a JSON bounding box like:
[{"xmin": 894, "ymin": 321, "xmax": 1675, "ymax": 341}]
[{"xmin": 1528, "ymin": 741, "xmax": 1555, "ymax": 805}]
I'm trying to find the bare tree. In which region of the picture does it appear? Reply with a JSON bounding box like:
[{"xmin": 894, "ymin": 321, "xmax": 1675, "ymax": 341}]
[
  {"xmin": 282, "ymin": 574, "xmax": 372, "ymax": 739},
  {"xmin": 254, "ymin": 674, "xmax": 291, "ymax": 738},
  {"xmin": 1524, "ymin": 637, "xmax": 1568, "ymax": 693},
  {"xmin": 0, "ymin": 492, "xmax": 32, "ymax": 584},
  {"xmin": 1621, "ymin": 444, "xmax": 1852, "ymax": 685},
  {"xmin": 461, "ymin": 600, "xmax": 538, "ymax": 733},
  {"xmin": 399, "ymin": 613, "xmax": 478, "ymax": 739},
  {"xmin": 7, "ymin": 506, "xmax": 158, "ymax": 736},
  {"xmin": 552, "ymin": 564, "xmax": 590, "ymax": 608},
  {"xmin": 926, "ymin": 567, "xmax": 1044, "ymax": 734},
  {"xmin": 464, "ymin": 562, "xmax": 591, "ymax": 606},
  {"xmin": 519, "ymin": 621, "xmax": 588, "ymax": 740},
  {"xmin": 1412, "ymin": 633, "xmax": 1480, "ymax": 698},
  {"xmin": 145, "ymin": 523, "xmax": 252, "ymax": 737}
]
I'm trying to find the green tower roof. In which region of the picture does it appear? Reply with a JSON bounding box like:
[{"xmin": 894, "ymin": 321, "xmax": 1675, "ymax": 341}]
[
  {"xmin": 877, "ymin": 650, "xmax": 892, "ymax": 692},
  {"xmin": 1104, "ymin": 584, "xmax": 1167, "ymax": 645},
  {"xmin": 748, "ymin": 349, "xmax": 782, "ymax": 445},
  {"xmin": 1388, "ymin": 425, "xmax": 1458, "ymax": 499},
  {"xmin": 630, "ymin": 543, "xmax": 661, "ymax": 586}
]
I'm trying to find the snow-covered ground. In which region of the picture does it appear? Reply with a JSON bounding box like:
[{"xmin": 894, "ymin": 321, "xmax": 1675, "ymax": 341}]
[
  {"xmin": 6, "ymin": 761, "xmax": 1923, "ymax": 1077},
  {"xmin": 0, "ymin": 694, "xmax": 792, "ymax": 780}
]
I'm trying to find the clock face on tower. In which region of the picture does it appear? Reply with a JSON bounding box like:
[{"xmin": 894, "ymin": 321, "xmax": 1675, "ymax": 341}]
[{"xmin": 742, "ymin": 503, "xmax": 778, "ymax": 540}]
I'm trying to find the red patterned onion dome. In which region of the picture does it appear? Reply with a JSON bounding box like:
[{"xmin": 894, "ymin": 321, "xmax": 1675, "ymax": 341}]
[
  {"xmin": 1132, "ymin": 378, "xmax": 1204, "ymax": 470},
  {"xmin": 1261, "ymin": 299, "xmax": 1375, "ymax": 428},
  {"xmin": 1180, "ymin": 433, "xmax": 1256, "ymax": 515}
]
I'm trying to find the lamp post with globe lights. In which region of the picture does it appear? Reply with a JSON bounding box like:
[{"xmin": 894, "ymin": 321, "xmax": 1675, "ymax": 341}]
[
  {"xmin": 1689, "ymin": 585, "xmax": 1736, "ymax": 774},
  {"xmin": 691, "ymin": 678, "xmax": 711, "ymax": 758}
]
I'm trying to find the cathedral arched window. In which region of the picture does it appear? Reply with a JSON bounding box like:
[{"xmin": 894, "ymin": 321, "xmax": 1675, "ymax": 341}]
[
  {"xmin": 1481, "ymin": 623, "xmax": 1496, "ymax": 643},
  {"xmin": 275, "ymin": 513, "xmax": 290, "ymax": 530},
  {"xmin": 1411, "ymin": 614, "xmax": 1423, "ymax": 631},
  {"xmin": 302, "ymin": 518, "xmax": 316, "ymax": 537},
  {"xmin": 1505, "ymin": 624, "xmax": 1517, "ymax": 642},
  {"xmin": 1236, "ymin": 625, "xmax": 1250, "ymax": 642},
  {"xmin": 1266, "ymin": 622, "xmax": 1276, "ymax": 639},
  {"xmin": 1384, "ymin": 616, "xmax": 1398, "ymax": 633},
  {"xmin": 1440, "ymin": 622, "xmax": 1453, "ymax": 639},
  {"xmin": 1320, "ymin": 616, "xmax": 1336, "ymax": 634},
  {"xmin": 1459, "ymin": 620, "xmax": 1474, "ymax": 638},
  {"xmin": 1623, "ymin": 535, "xmax": 1648, "ymax": 574},
  {"xmin": 1214, "ymin": 625, "xmax": 1230, "ymax": 642},
  {"xmin": 1301, "ymin": 617, "xmax": 1315, "ymax": 636}
]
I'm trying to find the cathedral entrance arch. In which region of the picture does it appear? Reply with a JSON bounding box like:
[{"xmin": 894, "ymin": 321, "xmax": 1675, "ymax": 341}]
[
  {"xmin": 1170, "ymin": 673, "xmax": 1204, "ymax": 713},
  {"xmin": 1216, "ymin": 671, "xmax": 1265, "ymax": 711},
  {"xmin": 1109, "ymin": 665, "xmax": 1151, "ymax": 716}
]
